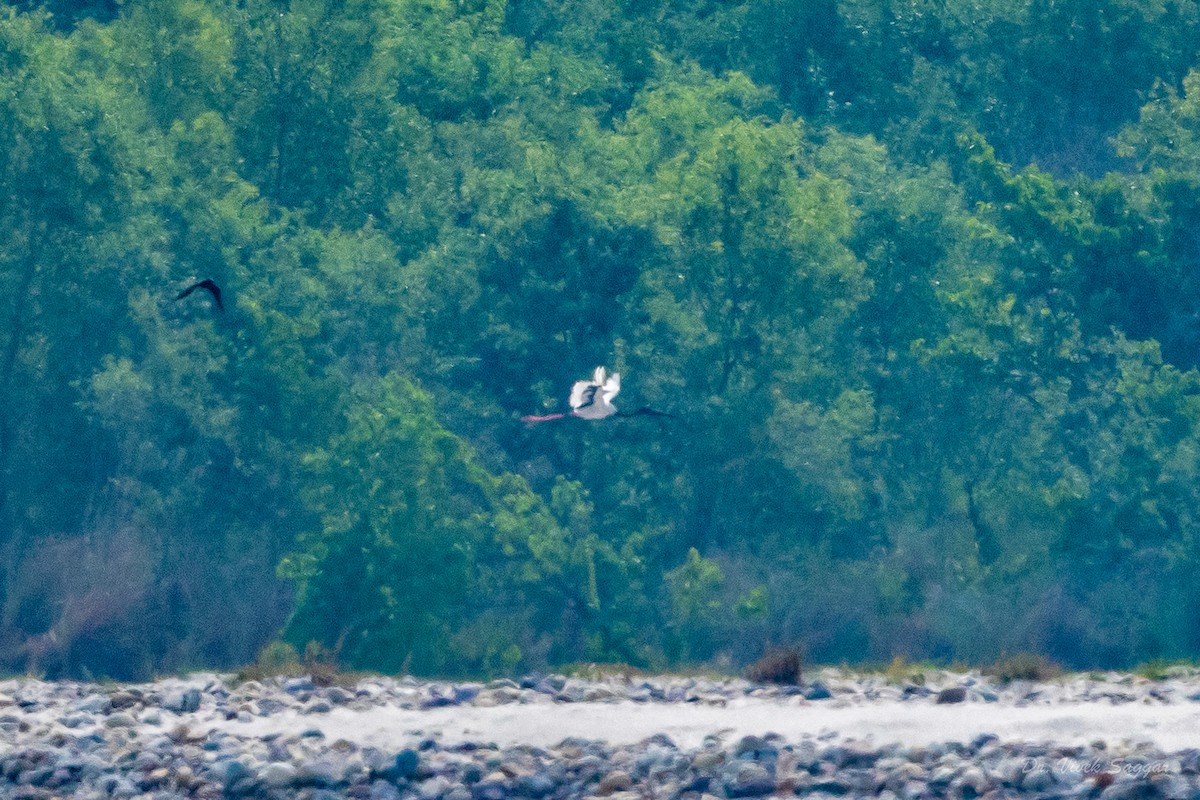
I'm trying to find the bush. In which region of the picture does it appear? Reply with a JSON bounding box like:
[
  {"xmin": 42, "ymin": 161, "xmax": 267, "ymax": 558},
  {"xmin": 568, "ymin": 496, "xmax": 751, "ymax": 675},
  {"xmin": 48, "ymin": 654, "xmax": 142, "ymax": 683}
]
[
  {"xmin": 238, "ymin": 640, "xmax": 303, "ymax": 683},
  {"xmin": 986, "ymin": 652, "xmax": 1062, "ymax": 684},
  {"xmin": 745, "ymin": 646, "xmax": 803, "ymax": 685},
  {"xmin": 883, "ymin": 655, "xmax": 932, "ymax": 686},
  {"xmin": 1134, "ymin": 659, "xmax": 1197, "ymax": 681}
]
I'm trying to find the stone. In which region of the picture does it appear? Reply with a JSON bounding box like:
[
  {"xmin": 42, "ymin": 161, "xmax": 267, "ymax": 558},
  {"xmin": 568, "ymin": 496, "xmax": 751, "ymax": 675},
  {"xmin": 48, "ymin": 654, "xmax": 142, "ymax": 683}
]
[
  {"xmin": 829, "ymin": 741, "xmax": 881, "ymax": 769},
  {"xmin": 1098, "ymin": 779, "xmax": 1160, "ymax": 800},
  {"xmin": 804, "ymin": 682, "xmax": 833, "ymax": 700},
  {"xmin": 369, "ymin": 779, "xmax": 403, "ymax": 800},
  {"xmin": 691, "ymin": 750, "xmax": 725, "ymax": 774},
  {"xmin": 421, "ymin": 694, "xmax": 456, "ymax": 709},
  {"xmin": 480, "ymin": 687, "xmax": 521, "ymax": 705},
  {"xmin": 164, "ymin": 689, "xmax": 202, "ymax": 714},
  {"xmin": 109, "ymin": 691, "xmax": 141, "ymax": 710},
  {"xmin": 394, "ymin": 748, "xmax": 420, "ymax": 779},
  {"xmin": 175, "ymin": 764, "xmax": 197, "ymax": 788},
  {"xmin": 295, "ymin": 757, "xmax": 348, "ymax": 788},
  {"xmin": 257, "ymin": 698, "xmax": 287, "ymax": 716},
  {"xmin": 140, "ymin": 766, "xmax": 171, "ymax": 789},
  {"xmin": 472, "ymin": 775, "xmax": 509, "ymax": 800},
  {"xmin": 582, "ymin": 686, "xmax": 620, "ymax": 702},
  {"xmin": 515, "ymin": 773, "xmax": 557, "ymax": 798},
  {"xmin": 598, "ymin": 770, "xmax": 633, "ymax": 794},
  {"xmin": 223, "ymin": 760, "xmax": 256, "ymax": 792},
  {"xmin": 725, "ymin": 763, "xmax": 776, "ymax": 798},
  {"xmin": 735, "ymin": 735, "xmax": 768, "ymax": 758},
  {"xmin": 284, "ymin": 677, "xmax": 315, "ymax": 694},
  {"xmin": 927, "ymin": 765, "xmax": 958, "ymax": 788},
  {"xmin": 936, "ymin": 687, "xmax": 967, "ymax": 704},
  {"xmin": 418, "ymin": 776, "xmax": 452, "ymax": 800},
  {"xmin": 1148, "ymin": 773, "xmax": 1190, "ymax": 799},
  {"xmin": 970, "ymin": 734, "xmax": 999, "ymax": 751},
  {"xmin": 326, "ymin": 687, "xmax": 354, "ymax": 705},
  {"xmin": 73, "ymin": 695, "xmax": 111, "ymax": 714},
  {"xmin": 11, "ymin": 787, "xmax": 55, "ymax": 800},
  {"xmin": 262, "ymin": 761, "xmax": 297, "ymax": 787},
  {"xmin": 1022, "ymin": 766, "xmax": 1056, "ymax": 792},
  {"xmin": 955, "ymin": 766, "xmax": 990, "ymax": 796}
]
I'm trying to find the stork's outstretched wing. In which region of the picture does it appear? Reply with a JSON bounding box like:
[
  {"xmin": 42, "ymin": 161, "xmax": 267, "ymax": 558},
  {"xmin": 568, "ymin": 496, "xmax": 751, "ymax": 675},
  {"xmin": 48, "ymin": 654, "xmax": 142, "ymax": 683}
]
[
  {"xmin": 619, "ymin": 406, "xmax": 676, "ymax": 418},
  {"xmin": 569, "ymin": 380, "xmax": 598, "ymax": 411},
  {"xmin": 175, "ymin": 279, "xmax": 224, "ymax": 312},
  {"xmin": 601, "ymin": 372, "xmax": 620, "ymax": 404}
]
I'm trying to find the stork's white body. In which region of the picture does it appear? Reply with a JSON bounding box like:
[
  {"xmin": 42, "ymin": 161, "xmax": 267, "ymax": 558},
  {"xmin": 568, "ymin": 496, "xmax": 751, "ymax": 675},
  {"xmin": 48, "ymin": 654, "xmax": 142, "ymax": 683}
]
[
  {"xmin": 521, "ymin": 366, "xmax": 639, "ymax": 423},
  {"xmin": 569, "ymin": 366, "xmax": 621, "ymax": 419}
]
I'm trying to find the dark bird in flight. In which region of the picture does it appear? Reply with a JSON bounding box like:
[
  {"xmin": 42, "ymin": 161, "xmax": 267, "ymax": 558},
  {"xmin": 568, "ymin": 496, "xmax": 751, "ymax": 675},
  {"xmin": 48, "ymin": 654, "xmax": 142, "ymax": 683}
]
[
  {"xmin": 522, "ymin": 366, "xmax": 676, "ymax": 423},
  {"xmin": 174, "ymin": 279, "xmax": 224, "ymax": 312}
]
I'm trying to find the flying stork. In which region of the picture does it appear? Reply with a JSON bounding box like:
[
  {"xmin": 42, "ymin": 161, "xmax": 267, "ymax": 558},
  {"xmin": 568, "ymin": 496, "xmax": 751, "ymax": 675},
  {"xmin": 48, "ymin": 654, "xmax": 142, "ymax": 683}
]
[
  {"xmin": 521, "ymin": 366, "xmax": 675, "ymax": 423},
  {"xmin": 174, "ymin": 278, "xmax": 224, "ymax": 312}
]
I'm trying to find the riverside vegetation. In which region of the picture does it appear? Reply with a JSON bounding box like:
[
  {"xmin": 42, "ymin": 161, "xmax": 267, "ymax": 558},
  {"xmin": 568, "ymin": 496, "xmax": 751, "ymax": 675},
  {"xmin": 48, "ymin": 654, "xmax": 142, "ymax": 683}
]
[{"xmin": 5, "ymin": 0, "xmax": 1200, "ymax": 680}]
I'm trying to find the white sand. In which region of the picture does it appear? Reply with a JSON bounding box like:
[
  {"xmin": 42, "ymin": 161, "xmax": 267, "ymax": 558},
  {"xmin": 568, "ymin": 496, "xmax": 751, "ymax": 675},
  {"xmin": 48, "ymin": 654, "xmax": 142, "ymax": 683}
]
[{"xmin": 208, "ymin": 697, "xmax": 1200, "ymax": 751}]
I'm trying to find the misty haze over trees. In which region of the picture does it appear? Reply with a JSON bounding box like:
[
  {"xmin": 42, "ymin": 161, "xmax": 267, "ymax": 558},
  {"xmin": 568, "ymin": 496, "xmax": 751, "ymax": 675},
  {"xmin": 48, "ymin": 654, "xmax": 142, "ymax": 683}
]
[{"xmin": 4, "ymin": 0, "xmax": 1200, "ymax": 680}]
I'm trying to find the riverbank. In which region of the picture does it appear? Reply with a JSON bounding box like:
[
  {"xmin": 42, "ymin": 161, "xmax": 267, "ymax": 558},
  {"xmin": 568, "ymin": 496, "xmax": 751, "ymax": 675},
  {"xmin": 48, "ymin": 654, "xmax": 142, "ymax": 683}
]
[{"xmin": 1, "ymin": 668, "xmax": 1198, "ymax": 798}]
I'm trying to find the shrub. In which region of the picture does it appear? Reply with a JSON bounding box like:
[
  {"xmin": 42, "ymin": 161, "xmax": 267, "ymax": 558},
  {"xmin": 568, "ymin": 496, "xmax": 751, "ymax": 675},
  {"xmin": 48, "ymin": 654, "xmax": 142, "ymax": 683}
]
[
  {"xmin": 745, "ymin": 646, "xmax": 803, "ymax": 685},
  {"xmin": 986, "ymin": 652, "xmax": 1062, "ymax": 684},
  {"xmin": 883, "ymin": 655, "xmax": 930, "ymax": 686},
  {"xmin": 238, "ymin": 640, "xmax": 303, "ymax": 683},
  {"xmin": 1134, "ymin": 659, "xmax": 1196, "ymax": 681}
]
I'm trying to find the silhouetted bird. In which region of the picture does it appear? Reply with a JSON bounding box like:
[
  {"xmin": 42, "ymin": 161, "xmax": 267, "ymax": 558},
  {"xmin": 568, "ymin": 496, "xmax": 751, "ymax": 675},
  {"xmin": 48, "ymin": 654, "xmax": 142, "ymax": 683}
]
[
  {"xmin": 522, "ymin": 366, "xmax": 676, "ymax": 423},
  {"xmin": 174, "ymin": 279, "xmax": 224, "ymax": 312}
]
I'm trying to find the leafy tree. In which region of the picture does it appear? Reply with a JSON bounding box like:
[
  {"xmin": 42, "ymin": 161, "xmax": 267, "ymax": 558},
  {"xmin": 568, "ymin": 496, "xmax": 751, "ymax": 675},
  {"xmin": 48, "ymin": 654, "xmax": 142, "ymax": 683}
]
[
  {"xmin": 0, "ymin": 7, "xmax": 162, "ymax": 554},
  {"xmin": 283, "ymin": 373, "xmax": 649, "ymax": 672},
  {"xmin": 663, "ymin": 547, "xmax": 723, "ymax": 661},
  {"xmin": 284, "ymin": 373, "xmax": 498, "ymax": 673},
  {"xmin": 97, "ymin": 0, "xmax": 233, "ymax": 130}
]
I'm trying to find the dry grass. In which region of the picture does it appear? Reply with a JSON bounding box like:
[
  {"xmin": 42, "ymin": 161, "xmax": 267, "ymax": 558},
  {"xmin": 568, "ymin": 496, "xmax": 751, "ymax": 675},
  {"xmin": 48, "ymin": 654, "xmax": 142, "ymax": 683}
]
[
  {"xmin": 986, "ymin": 652, "xmax": 1062, "ymax": 684},
  {"xmin": 561, "ymin": 662, "xmax": 653, "ymax": 681},
  {"xmin": 235, "ymin": 640, "xmax": 365, "ymax": 688},
  {"xmin": 1134, "ymin": 658, "xmax": 1199, "ymax": 681}
]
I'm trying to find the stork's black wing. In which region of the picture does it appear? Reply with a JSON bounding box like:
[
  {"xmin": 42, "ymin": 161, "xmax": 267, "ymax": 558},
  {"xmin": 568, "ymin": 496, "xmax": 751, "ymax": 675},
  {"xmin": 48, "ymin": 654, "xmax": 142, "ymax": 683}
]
[
  {"xmin": 619, "ymin": 406, "xmax": 677, "ymax": 419},
  {"xmin": 175, "ymin": 279, "xmax": 224, "ymax": 312},
  {"xmin": 575, "ymin": 384, "xmax": 599, "ymax": 409}
]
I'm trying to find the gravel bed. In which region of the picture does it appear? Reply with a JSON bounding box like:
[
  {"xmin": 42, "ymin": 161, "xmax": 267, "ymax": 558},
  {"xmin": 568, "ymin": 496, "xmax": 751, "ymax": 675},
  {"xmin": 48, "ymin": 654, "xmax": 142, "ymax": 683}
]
[{"xmin": 1, "ymin": 668, "xmax": 1199, "ymax": 799}]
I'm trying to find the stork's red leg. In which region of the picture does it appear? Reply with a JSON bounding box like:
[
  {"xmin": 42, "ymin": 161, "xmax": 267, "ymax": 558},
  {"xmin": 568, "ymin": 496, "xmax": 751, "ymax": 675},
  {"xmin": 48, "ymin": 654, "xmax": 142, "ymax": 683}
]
[{"xmin": 520, "ymin": 413, "xmax": 568, "ymax": 423}]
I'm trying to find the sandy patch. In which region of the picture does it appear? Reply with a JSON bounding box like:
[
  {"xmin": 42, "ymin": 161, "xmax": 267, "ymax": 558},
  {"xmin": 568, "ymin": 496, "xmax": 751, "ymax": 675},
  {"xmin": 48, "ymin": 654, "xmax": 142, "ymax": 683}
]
[{"xmin": 207, "ymin": 697, "xmax": 1200, "ymax": 751}]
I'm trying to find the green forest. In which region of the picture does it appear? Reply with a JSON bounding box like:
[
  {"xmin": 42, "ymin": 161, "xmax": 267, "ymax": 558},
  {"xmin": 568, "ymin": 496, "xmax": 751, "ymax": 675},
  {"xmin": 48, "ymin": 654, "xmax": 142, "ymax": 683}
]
[{"xmin": 5, "ymin": 0, "xmax": 1200, "ymax": 680}]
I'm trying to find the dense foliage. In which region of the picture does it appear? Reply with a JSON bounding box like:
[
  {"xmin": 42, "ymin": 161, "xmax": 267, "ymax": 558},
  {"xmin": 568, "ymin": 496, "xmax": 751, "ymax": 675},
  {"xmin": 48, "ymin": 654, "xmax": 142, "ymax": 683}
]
[{"xmin": 4, "ymin": 0, "xmax": 1200, "ymax": 679}]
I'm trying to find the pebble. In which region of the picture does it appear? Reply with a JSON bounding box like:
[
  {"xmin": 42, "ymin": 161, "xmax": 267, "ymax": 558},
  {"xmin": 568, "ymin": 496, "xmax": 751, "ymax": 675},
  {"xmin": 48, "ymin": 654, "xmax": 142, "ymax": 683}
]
[
  {"xmin": 597, "ymin": 769, "xmax": 632, "ymax": 793},
  {"xmin": 163, "ymin": 688, "xmax": 202, "ymax": 714},
  {"xmin": 804, "ymin": 681, "xmax": 833, "ymax": 700},
  {"xmin": 935, "ymin": 687, "xmax": 967, "ymax": 704},
  {"xmin": 262, "ymin": 760, "xmax": 297, "ymax": 787}
]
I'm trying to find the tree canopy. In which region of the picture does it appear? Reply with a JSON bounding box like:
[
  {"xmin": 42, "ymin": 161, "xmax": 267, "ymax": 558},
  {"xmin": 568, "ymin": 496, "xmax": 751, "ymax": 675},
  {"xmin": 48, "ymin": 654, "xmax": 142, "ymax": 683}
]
[{"xmin": 3, "ymin": 0, "xmax": 1200, "ymax": 677}]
